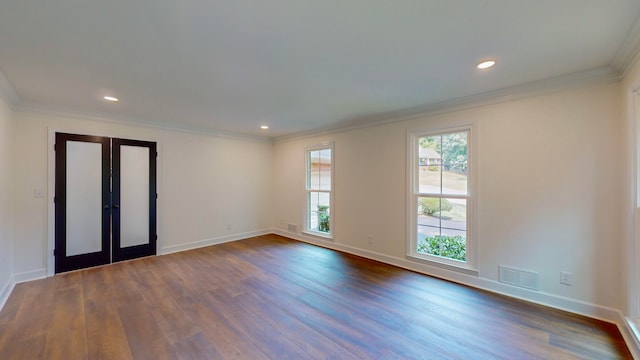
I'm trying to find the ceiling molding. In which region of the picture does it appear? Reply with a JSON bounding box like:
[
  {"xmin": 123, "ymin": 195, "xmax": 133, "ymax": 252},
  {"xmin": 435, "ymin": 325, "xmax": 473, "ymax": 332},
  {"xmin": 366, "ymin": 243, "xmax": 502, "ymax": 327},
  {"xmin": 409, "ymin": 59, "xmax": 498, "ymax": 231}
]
[
  {"xmin": 274, "ymin": 66, "xmax": 621, "ymax": 143},
  {"xmin": 10, "ymin": 64, "xmax": 622, "ymax": 144},
  {"xmin": 0, "ymin": 70, "xmax": 20, "ymax": 107},
  {"xmin": 613, "ymin": 14, "xmax": 640, "ymax": 76},
  {"xmin": 14, "ymin": 102, "xmax": 272, "ymax": 143}
]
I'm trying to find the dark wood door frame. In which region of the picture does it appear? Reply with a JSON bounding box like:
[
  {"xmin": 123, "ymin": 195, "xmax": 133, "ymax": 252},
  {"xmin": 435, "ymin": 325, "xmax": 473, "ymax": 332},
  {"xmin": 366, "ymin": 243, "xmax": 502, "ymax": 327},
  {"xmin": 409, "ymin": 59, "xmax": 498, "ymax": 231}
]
[
  {"xmin": 112, "ymin": 138, "xmax": 157, "ymax": 262},
  {"xmin": 54, "ymin": 133, "xmax": 157, "ymax": 273},
  {"xmin": 54, "ymin": 133, "xmax": 111, "ymax": 273}
]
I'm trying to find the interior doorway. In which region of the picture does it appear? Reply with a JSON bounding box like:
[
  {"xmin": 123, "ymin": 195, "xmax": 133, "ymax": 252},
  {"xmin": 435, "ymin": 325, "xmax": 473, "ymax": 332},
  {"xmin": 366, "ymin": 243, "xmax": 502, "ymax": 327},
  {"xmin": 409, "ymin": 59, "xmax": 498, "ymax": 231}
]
[{"xmin": 54, "ymin": 132, "xmax": 157, "ymax": 273}]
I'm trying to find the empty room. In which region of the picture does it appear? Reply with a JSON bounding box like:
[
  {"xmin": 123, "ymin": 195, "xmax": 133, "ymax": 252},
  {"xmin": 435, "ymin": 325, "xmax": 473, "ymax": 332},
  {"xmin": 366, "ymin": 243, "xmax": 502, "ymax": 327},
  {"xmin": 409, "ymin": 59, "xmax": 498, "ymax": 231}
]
[{"xmin": 2, "ymin": 1, "xmax": 640, "ymax": 359}]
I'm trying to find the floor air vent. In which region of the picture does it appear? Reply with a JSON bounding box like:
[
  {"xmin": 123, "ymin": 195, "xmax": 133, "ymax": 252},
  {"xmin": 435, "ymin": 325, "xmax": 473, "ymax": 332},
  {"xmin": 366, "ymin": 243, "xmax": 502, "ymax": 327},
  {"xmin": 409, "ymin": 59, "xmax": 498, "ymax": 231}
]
[{"xmin": 499, "ymin": 265, "xmax": 540, "ymax": 291}]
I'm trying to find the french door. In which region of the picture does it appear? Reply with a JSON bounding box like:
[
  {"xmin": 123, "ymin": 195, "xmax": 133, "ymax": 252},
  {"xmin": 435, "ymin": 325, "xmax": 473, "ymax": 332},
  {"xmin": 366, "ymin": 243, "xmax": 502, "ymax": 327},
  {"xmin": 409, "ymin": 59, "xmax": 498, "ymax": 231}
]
[{"xmin": 54, "ymin": 133, "xmax": 157, "ymax": 273}]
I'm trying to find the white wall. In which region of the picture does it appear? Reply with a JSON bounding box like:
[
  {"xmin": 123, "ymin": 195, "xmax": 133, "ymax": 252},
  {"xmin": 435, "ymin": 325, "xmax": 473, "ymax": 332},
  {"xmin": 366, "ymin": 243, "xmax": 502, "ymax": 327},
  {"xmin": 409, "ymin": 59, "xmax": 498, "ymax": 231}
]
[
  {"xmin": 3, "ymin": 79, "xmax": 630, "ymax": 319},
  {"xmin": 11, "ymin": 110, "xmax": 273, "ymax": 275},
  {"xmin": 273, "ymin": 82, "xmax": 625, "ymax": 312},
  {"xmin": 0, "ymin": 96, "xmax": 13, "ymax": 300},
  {"xmin": 622, "ymin": 56, "xmax": 640, "ymax": 318}
]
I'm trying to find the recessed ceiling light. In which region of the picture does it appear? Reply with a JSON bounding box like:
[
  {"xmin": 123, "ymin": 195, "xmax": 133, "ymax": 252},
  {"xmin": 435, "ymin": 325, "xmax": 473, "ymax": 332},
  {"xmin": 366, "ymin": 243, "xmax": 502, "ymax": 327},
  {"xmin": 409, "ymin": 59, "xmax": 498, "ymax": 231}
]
[
  {"xmin": 477, "ymin": 60, "xmax": 496, "ymax": 69},
  {"xmin": 103, "ymin": 96, "xmax": 119, "ymax": 102},
  {"xmin": 260, "ymin": 125, "xmax": 269, "ymax": 130}
]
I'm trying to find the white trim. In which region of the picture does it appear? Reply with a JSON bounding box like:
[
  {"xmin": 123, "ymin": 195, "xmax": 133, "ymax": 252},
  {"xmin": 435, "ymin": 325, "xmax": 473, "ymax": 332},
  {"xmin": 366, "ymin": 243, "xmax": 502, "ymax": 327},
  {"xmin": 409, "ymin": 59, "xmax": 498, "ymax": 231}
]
[
  {"xmin": 304, "ymin": 143, "xmax": 335, "ymax": 238},
  {"xmin": 4, "ymin": 66, "xmax": 623, "ymax": 144},
  {"xmin": 614, "ymin": 14, "xmax": 640, "ymax": 77},
  {"xmin": 47, "ymin": 129, "xmax": 55, "ymax": 276},
  {"xmin": 1, "ymin": 269, "xmax": 48, "ymax": 311},
  {"xmin": 13, "ymin": 269, "xmax": 47, "ymax": 284},
  {"xmin": 3, "ymin": 230, "xmax": 637, "ymax": 355},
  {"xmin": 2, "ymin": 229, "xmax": 270, "ymax": 311},
  {"xmin": 623, "ymin": 317, "xmax": 640, "ymax": 359},
  {"xmin": 301, "ymin": 230, "xmax": 334, "ymax": 241},
  {"xmin": 159, "ymin": 229, "xmax": 272, "ymax": 255},
  {"xmin": 274, "ymin": 67, "xmax": 620, "ymax": 144},
  {"xmin": 407, "ymin": 125, "xmax": 477, "ymax": 271},
  {"xmin": 17, "ymin": 103, "xmax": 271, "ymax": 143},
  {"xmin": 273, "ymin": 228, "xmax": 623, "ymax": 324},
  {"xmin": 0, "ymin": 275, "xmax": 15, "ymax": 312},
  {"xmin": 629, "ymin": 91, "xmax": 640, "ymax": 319},
  {"xmin": 0, "ymin": 70, "xmax": 19, "ymax": 107}
]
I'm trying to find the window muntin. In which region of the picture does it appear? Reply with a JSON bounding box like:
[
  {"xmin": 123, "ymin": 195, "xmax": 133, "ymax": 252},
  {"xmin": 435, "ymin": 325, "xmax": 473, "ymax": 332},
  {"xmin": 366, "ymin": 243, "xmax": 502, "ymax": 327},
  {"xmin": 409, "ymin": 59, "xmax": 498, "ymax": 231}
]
[
  {"xmin": 306, "ymin": 146, "xmax": 332, "ymax": 236},
  {"xmin": 410, "ymin": 128, "xmax": 473, "ymax": 268}
]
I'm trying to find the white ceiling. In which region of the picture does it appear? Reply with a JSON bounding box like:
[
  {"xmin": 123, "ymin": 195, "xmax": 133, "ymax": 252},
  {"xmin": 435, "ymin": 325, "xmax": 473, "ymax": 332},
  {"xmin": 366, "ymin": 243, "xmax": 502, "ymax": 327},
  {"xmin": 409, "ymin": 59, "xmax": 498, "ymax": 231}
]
[{"xmin": 1, "ymin": 1, "xmax": 639, "ymax": 138}]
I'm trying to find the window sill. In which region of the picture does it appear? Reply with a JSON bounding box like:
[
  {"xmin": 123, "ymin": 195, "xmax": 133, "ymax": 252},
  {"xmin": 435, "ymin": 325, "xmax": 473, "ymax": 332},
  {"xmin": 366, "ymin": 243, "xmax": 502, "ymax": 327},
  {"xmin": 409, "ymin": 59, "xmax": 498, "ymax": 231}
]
[
  {"xmin": 302, "ymin": 230, "xmax": 333, "ymax": 241},
  {"xmin": 407, "ymin": 253, "xmax": 479, "ymax": 276}
]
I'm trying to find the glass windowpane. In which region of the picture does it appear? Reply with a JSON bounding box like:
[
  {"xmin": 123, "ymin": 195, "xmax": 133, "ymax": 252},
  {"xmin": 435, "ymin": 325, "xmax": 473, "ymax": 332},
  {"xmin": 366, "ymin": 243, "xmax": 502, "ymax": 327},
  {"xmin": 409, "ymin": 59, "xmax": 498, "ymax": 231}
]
[
  {"xmin": 441, "ymin": 132, "xmax": 468, "ymax": 195},
  {"xmin": 417, "ymin": 196, "xmax": 467, "ymax": 261},
  {"xmin": 309, "ymin": 149, "xmax": 331, "ymax": 191},
  {"xmin": 308, "ymin": 191, "xmax": 330, "ymax": 233},
  {"xmin": 418, "ymin": 135, "xmax": 442, "ymax": 194},
  {"xmin": 419, "ymin": 132, "xmax": 468, "ymax": 195},
  {"xmin": 307, "ymin": 147, "xmax": 332, "ymax": 234}
]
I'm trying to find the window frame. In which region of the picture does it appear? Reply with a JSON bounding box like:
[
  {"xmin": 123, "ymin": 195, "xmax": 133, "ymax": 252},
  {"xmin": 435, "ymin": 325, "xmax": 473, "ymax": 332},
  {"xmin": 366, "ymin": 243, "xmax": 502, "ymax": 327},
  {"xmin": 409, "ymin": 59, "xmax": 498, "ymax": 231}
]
[
  {"xmin": 407, "ymin": 124, "xmax": 477, "ymax": 272},
  {"xmin": 303, "ymin": 142, "xmax": 334, "ymax": 239}
]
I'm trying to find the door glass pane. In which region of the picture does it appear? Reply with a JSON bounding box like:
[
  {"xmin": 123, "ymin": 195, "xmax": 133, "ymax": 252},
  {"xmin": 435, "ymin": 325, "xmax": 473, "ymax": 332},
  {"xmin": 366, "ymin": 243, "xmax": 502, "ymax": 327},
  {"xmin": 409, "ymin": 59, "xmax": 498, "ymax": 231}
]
[
  {"xmin": 120, "ymin": 145, "xmax": 150, "ymax": 248},
  {"xmin": 66, "ymin": 141, "xmax": 103, "ymax": 256}
]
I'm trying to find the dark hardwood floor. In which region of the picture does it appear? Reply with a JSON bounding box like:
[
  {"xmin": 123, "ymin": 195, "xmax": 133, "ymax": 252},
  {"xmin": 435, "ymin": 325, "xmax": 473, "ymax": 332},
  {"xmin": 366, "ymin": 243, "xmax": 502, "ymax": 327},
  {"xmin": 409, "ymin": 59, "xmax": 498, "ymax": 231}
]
[{"xmin": 0, "ymin": 234, "xmax": 632, "ymax": 359}]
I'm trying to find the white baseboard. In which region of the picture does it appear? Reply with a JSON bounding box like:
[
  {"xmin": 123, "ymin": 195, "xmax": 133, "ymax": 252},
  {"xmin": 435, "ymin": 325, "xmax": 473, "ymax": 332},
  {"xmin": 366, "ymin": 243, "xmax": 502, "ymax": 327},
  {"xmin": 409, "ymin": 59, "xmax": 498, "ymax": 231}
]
[
  {"xmin": 2, "ymin": 230, "xmax": 637, "ymax": 356},
  {"xmin": 272, "ymin": 228, "xmax": 622, "ymax": 324},
  {"xmin": 0, "ymin": 275, "xmax": 15, "ymax": 312},
  {"xmin": 13, "ymin": 268, "xmax": 47, "ymax": 284},
  {"xmin": 623, "ymin": 316, "xmax": 640, "ymax": 359},
  {"xmin": 0, "ymin": 268, "xmax": 47, "ymax": 313},
  {"xmin": 2, "ymin": 229, "xmax": 273, "ymax": 312},
  {"xmin": 160, "ymin": 229, "xmax": 272, "ymax": 255}
]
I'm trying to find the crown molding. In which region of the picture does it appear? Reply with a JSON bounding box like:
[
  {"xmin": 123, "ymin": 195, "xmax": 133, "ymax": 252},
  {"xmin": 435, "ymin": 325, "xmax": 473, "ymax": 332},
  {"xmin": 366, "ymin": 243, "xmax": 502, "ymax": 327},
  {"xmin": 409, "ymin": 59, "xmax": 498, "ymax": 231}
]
[
  {"xmin": 613, "ymin": 14, "xmax": 640, "ymax": 76},
  {"xmin": 0, "ymin": 70, "xmax": 19, "ymax": 107},
  {"xmin": 14, "ymin": 102, "xmax": 272, "ymax": 143},
  {"xmin": 274, "ymin": 66, "xmax": 621, "ymax": 143},
  {"xmin": 10, "ymin": 65, "xmax": 622, "ymax": 145}
]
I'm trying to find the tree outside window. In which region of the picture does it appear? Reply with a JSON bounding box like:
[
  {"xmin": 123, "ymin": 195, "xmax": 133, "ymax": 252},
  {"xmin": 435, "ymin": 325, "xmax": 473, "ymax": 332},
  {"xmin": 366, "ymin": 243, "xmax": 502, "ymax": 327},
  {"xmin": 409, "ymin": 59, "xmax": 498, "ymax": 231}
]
[{"xmin": 415, "ymin": 130, "xmax": 469, "ymax": 263}]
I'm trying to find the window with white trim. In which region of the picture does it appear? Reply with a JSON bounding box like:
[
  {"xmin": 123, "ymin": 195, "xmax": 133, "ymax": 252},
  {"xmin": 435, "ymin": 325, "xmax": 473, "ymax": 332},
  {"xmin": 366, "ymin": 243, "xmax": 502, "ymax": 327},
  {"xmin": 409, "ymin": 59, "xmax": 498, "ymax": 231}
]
[
  {"xmin": 409, "ymin": 127, "xmax": 474, "ymax": 269},
  {"xmin": 305, "ymin": 144, "xmax": 333, "ymax": 237}
]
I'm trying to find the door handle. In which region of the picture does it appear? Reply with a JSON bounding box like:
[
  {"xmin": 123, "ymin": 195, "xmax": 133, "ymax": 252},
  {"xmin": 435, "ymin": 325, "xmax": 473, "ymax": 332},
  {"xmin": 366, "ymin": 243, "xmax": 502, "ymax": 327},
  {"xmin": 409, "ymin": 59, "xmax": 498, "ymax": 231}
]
[
  {"xmin": 104, "ymin": 205, "xmax": 109, "ymax": 210},
  {"xmin": 113, "ymin": 204, "xmax": 120, "ymax": 209}
]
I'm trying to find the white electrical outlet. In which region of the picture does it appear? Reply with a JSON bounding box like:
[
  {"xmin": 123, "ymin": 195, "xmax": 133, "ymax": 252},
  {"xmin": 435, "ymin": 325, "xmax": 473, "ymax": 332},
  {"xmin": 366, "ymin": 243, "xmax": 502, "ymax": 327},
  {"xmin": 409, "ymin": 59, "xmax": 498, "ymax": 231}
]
[{"xmin": 560, "ymin": 271, "xmax": 573, "ymax": 286}]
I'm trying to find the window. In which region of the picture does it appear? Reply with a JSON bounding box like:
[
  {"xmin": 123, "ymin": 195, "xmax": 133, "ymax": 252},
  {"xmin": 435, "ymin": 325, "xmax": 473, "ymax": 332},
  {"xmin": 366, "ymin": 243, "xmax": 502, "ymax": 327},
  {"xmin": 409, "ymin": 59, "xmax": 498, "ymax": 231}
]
[
  {"xmin": 408, "ymin": 126, "xmax": 475, "ymax": 270},
  {"xmin": 305, "ymin": 144, "xmax": 333, "ymax": 237}
]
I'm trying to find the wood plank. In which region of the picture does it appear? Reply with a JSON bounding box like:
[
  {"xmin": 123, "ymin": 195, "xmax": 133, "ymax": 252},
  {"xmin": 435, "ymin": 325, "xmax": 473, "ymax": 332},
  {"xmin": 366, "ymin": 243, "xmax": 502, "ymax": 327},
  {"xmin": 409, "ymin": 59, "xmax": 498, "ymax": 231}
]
[
  {"xmin": 41, "ymin": 286, "xmax": 89, "ymax": 359},
  {"xmin": 181, "ymin": 302, "xmax": 270, "ymax": 359},
  {"xmin": 84, "ymin": 298, "xmax": 133, "ymax": 360},
  {"xmin": 0, "ymin": 235, "xmax": 633, "ymax": 359}
]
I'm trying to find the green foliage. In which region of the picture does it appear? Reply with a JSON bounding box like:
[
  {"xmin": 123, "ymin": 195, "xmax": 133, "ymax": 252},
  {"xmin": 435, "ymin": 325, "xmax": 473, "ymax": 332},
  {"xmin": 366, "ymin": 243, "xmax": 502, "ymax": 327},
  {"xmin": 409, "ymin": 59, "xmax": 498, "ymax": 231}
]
[
  {"xmin": 418, "ymin": 235, "xmax": 466, "ymax": 261},
  {"xmin": 318, "ymin": 205, "xmax": 330, "ymax": 233},
  {"xmin": 419, "ymin": 132, "xmax": 468, "ymax": 173},
  {"xmin": 441, "ymin": 133, "xmax": 467, "ymax": 172},
  {"xmin": 418, "ymin": 198, "xmax": 452, "ymax": 216}
]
